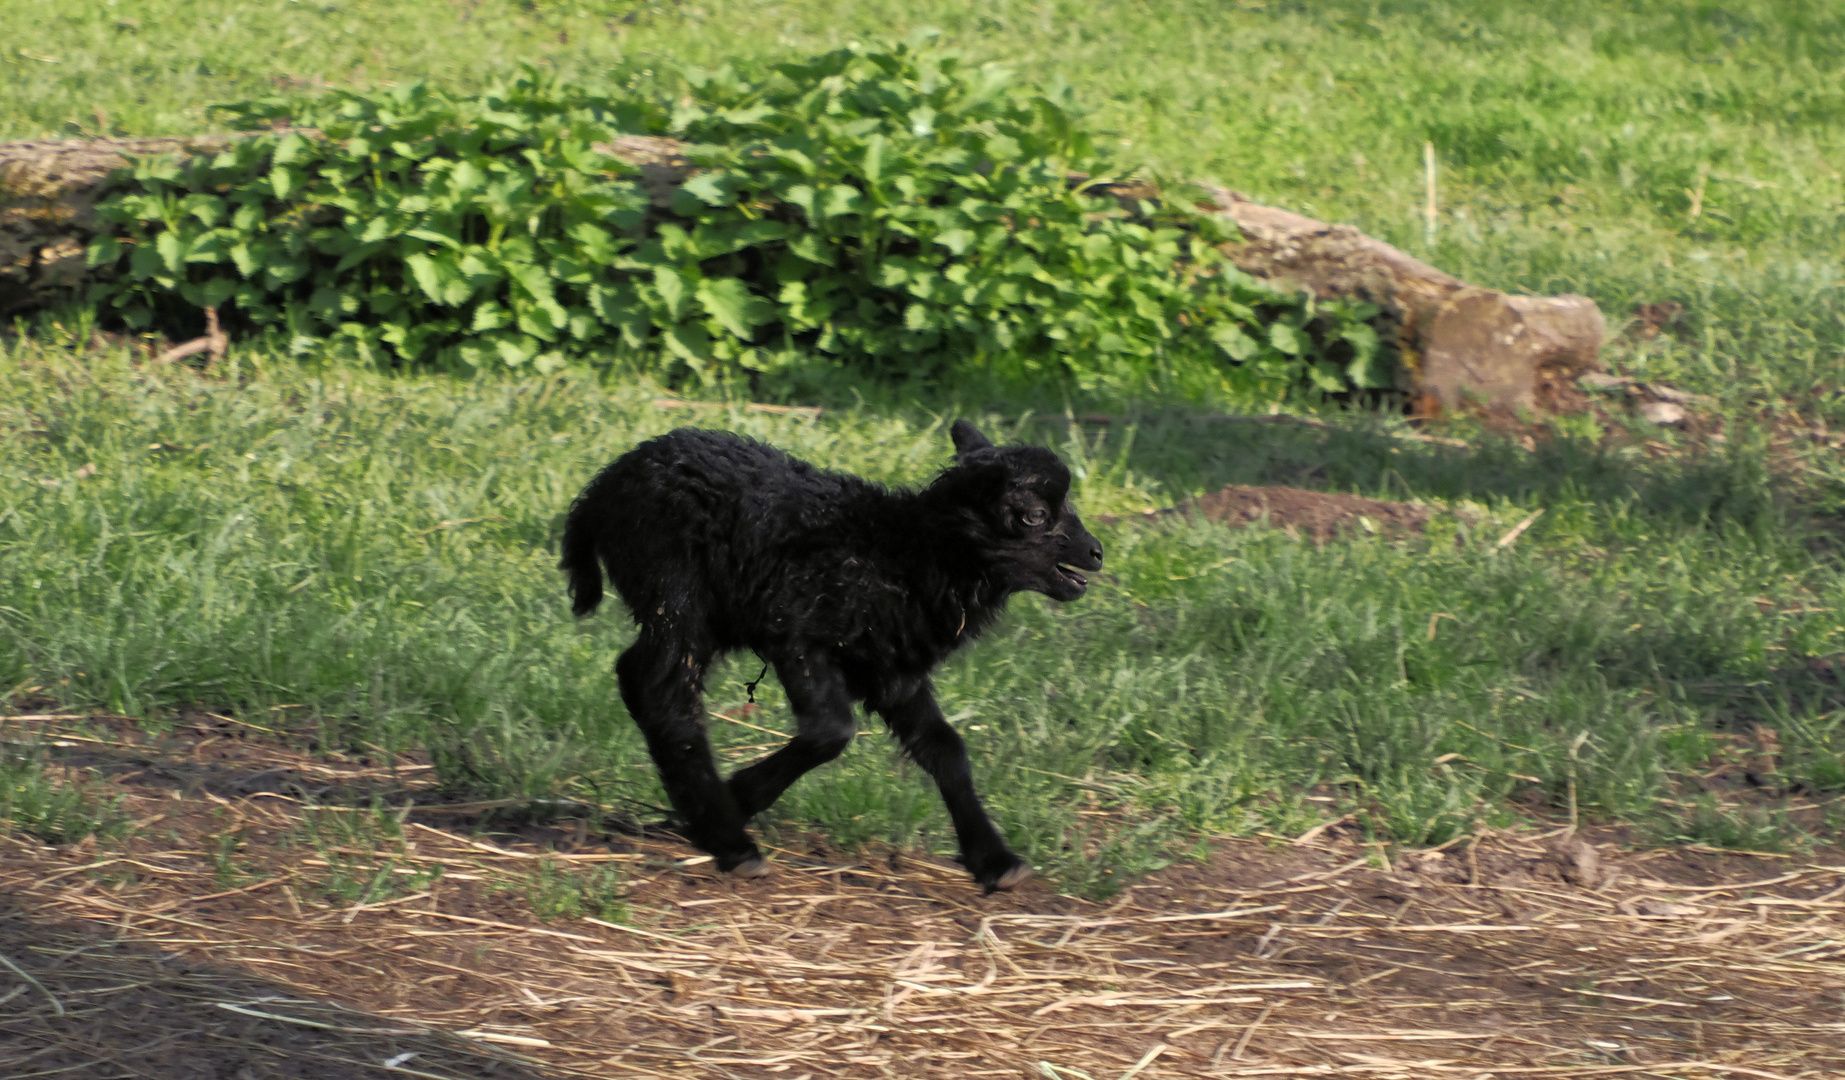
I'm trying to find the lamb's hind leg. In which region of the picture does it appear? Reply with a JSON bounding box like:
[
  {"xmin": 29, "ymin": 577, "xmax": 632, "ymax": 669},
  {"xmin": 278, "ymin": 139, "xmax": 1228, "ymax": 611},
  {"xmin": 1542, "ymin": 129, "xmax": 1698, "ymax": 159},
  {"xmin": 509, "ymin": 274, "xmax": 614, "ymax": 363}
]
[
  {"xmin": 728, "ymin": 655, "xmax": 857, "ymax": 818},
  {"xmin": 876, "ymin": 680, "xmax": 1029, "ymax": 894},
  {"xmin": 616, "ymin": 629, "xmax": 765, "ymax": 876}
]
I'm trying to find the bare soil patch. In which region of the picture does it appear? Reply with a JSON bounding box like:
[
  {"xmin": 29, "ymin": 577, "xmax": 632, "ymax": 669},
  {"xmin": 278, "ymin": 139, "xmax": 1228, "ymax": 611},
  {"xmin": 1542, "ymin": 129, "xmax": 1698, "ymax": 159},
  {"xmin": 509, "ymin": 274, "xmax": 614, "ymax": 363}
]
[
  {"xmin": 1109, "ymin": 484, "xmax": 1429, "ymax": 542},
  {"xmin": 3, "ymin": 713, "xmax": 1843, "ymax": 1079}
]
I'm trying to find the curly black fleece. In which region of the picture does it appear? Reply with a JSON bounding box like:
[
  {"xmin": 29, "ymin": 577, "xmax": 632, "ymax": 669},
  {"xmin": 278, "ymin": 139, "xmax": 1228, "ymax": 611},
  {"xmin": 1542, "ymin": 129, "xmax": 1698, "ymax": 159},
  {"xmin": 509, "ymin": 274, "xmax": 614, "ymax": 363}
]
[{"xmin": 559, "ymin": 421, "xmax": 1103, "ymax": 892}]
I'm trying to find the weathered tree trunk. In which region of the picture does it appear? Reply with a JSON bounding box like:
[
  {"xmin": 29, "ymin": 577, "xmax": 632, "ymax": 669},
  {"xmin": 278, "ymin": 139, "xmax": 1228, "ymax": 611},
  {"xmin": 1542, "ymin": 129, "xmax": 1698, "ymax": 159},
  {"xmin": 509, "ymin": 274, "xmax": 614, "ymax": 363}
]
[
  {"xmin": 1, "ymin": 133, "xmax": 1604, "ymax": 411},
  {"xmin": 1184, "ymin": 183, "xmax": 1604, "ymax": 414},
  {"xmin": 2, "ymin": 136, "xmax": 241, "ymax": 314}
]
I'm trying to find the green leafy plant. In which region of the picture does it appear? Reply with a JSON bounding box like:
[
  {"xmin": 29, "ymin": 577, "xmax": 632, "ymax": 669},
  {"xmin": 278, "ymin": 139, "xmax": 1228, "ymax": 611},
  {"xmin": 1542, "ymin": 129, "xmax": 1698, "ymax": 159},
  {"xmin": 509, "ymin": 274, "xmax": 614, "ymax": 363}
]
[
  {"xmin": 90, "ymin": 74, "xmax": 655, "ymax": 374},
  {"xmin": 654, "ymin": 40, "xmax": 1373, "ymax": 395},
  {"xmin": 85, "ymin": 37, "xmax": 1387, "ymax": 397}
]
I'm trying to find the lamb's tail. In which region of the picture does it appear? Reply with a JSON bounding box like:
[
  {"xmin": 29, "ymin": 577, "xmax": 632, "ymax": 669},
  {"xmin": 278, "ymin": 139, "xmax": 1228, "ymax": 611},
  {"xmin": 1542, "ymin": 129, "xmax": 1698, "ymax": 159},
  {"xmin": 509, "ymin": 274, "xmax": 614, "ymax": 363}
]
[{"xmin": 559, "ymin": 495, "xmax": 606, "ymax": 617}]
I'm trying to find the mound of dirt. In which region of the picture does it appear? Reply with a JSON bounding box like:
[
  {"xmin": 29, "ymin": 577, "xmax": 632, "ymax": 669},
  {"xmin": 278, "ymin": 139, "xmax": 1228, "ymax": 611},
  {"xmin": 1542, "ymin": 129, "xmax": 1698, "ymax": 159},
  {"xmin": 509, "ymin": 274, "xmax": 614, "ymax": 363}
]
[{"xmin": 1115, "ymin": 483, "xmax": 1429, "ymax": 541}]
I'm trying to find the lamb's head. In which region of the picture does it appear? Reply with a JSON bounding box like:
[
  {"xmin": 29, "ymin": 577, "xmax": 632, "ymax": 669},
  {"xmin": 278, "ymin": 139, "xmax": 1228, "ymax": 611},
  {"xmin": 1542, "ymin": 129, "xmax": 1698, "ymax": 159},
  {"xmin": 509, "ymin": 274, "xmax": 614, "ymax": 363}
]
[{"xmin": 927, "ymin": 420, "xmax": 1104, "ymax": 602}]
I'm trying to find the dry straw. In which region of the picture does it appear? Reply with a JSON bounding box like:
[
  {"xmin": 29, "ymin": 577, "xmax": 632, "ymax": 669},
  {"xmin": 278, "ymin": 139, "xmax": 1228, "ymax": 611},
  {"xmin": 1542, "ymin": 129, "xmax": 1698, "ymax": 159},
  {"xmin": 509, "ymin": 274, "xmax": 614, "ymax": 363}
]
[{"xmin": 2, "ymin": 712, "xmax": 1842, "ymax": 1078}]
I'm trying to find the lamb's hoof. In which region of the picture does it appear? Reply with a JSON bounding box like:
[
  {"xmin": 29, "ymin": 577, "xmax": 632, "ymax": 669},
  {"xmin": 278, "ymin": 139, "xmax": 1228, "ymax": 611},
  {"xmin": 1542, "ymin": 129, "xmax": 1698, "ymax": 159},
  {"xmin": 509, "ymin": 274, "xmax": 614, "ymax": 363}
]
[
  {"xmin": 728, "ymin": 856, "xmax": 770, "ymax": 879},
  {"xmin": 980, "ymin": 859, "xmax": 1033, "ymax": 895}
]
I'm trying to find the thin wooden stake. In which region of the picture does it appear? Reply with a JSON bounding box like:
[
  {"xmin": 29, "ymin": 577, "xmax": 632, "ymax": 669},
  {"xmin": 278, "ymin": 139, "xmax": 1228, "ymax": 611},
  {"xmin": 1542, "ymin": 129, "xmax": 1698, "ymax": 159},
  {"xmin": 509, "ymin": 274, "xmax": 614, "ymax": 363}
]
[
  {"xmin": 1566, "ymin": 729, "xmax": 1590, "ymax": 837},
  {"xmin": 1494, "ymin": 508, "xmax": 1545, "ymax": 550},
  {"xmin": 156, "ymin": 306, "xmax": 227, "ymax": 365},
  {"xmin": 1687, "ymin": 163, "xmax": 1710, "ymax": 220},
  {"xmin": 1424, "ymin": 141, "xmax": 1438, "ymax": 246}
]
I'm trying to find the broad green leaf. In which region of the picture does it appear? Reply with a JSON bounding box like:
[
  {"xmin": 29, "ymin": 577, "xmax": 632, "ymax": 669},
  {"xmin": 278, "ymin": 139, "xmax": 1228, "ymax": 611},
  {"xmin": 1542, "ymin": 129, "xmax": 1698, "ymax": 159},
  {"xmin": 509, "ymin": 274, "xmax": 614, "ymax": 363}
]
[
  {"xmin": 680, "ymin": 170, "xmax": 739, "ymax": 207},
  {"xmin": 332, "ymin": 241, "xmax": 384, "ymax": 275},
  {"xmin": 1341, "ymin": 322, "xmax": 1380, "ymax": 359},
  {"xmin": 406, "ymin": 227, "xmax": 463, "ymax": 250},
  {"xmin": 862, "ymin": 134, "xmax": 887, "ymax": 184},
  {"xmin": 272, "ymin": 131, "xmax": 312, "ymax": 166},
  {"xmin": 358, "ymin": 216, "xmax": 397, "ymax": 244},
  {"xmin": 494, "ymin": 333, "xmax": 539, "ymax": 367},
  {"xmin": 405, "ymin": 253, "xmax": 444, "ymax": 304},
  {"xmin": 189, "ymin": 277, "xmax": 237, "ymax": 308},
  {"xmin": 86, "ymin": 235, "xmax": 122, "ymax": 268},
  {"xmin": 1268, "ymin": 322, "xmax": 1303, "ymax": 356},
  {"xmin": 719, "ymin": 103, "xmax": 776, "ymax": 127},
  {"xmin": 1307, "ymin": 362, "xmax": 1346, "ymax": 394},
  {"xmin": 769, "ymin": 146, "xmax": 816, "ymax": 177},
  {"xmin": 182, "ymin": 194, "xmax": 226, "ymax": 228},
  {"xmin": 512, "ymin": 262, "xmax": 569, "ymax": 325},
  {"xmin": 653, "ymin": 268, "xmax": 693, "ymax": 321},
  {"xmin": 440, "ymin": 267, "xmax": 473, "ymax": 307},
  {"xmin": 155, "ymin": 231, "xmax": 185, "ymax": 274},
  {"xmin": 696, "ymin": 276, "xmax": 774, "ymax": 340},
  {"xmin": 264, "ymin": 255, "xmax": 310, "ymax": 287},
  {"xmin": 449, "ymin": 160, "xmax": 486, "ymax": 196},
  {"xmin": 1211, "ymin": 323, "xmax": 1258, "ymax": 361},
  {"xmin": 516, "ymin": 302, "xmax": 561, "ymax": 342},
  {"xmin": 822, "ymin": 185, "xmax": 862, "ymax": 219},
  {"xmin": 662, "ymin": 322, "xmax": 712, "ymax": 364},
  {"xmin": 937, "ymin": 229, "xmax": 975, "ymax": 255},
  {"xmin": 269, "ymin": 165, "xmax": 301, "ymax": 200},
  {"xmin": 471, "ymin": 302, "xmax": 513, "ymax": 332},
  {"xmin": 783, "ymin": 184, "xmax": 818, "ymax": 220},
  {"xmin": 787, "ymin": 233, "xmax": 834, "ymax": 265}
]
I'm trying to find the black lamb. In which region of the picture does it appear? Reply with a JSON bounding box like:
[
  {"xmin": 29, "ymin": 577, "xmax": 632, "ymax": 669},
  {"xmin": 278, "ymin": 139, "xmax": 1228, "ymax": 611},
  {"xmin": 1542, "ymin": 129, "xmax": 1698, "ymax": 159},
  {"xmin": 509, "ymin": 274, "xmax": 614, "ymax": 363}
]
[{"xmin": 559, "ymin": 420, "xmax": 1104, "ymax": 893}]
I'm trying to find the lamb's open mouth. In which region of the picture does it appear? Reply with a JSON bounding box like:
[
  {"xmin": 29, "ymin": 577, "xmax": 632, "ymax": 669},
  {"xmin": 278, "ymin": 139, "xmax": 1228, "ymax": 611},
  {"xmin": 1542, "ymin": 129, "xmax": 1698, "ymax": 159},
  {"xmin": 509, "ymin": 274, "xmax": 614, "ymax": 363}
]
[{"xmin": 1055, "ymin": 563, "xmax": 1088, "ymax": 588}]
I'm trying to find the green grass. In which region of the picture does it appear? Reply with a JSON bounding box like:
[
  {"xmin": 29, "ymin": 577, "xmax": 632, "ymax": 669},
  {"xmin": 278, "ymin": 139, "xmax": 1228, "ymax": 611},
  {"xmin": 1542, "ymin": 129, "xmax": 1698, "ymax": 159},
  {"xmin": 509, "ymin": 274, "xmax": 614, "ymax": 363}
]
[
  {"xmin": 6, "ymin": 1, "xmax": 1842, "ymax": 403},
  {"xmin": 514, "ymin": 858, "xmax": 628, "ymax": 923},
  {"xmin": 0, "ymin": 738, "xmax": 133, "ymax": 845},
  {"xmin": 284, "ymin": 796, "xmax": 443, "ymax": 904},
  {"xmin": 4, "ymin": 343, "xmax": 1841, "ymax": 890},
  {"xmin": 4, "ymin": 0, "xmax": 1844, "ymax": 888}
]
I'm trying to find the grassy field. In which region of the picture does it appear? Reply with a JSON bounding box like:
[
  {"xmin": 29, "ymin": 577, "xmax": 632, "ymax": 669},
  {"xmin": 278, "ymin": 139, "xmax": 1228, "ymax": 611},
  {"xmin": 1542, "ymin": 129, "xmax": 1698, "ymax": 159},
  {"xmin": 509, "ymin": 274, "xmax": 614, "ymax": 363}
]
[
  {"xmin": 4, "ymin": 0, "xmax": 1845, "ymax": 893},
  {"xmin": 5, "ymin": 340, "xmax": 1841, "ymax": 891},
  {"xmin": 7, "ymin": 0, "xmax": 1843, "ymax": 402}
]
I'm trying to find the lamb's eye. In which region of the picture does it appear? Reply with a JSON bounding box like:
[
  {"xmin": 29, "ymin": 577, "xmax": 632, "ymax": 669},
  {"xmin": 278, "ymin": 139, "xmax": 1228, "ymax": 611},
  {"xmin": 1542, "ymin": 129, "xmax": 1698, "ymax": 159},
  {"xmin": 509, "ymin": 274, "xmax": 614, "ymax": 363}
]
[{"xmin": 1022, "ymin": 507, "xmax": 1048, "ymax": 527}]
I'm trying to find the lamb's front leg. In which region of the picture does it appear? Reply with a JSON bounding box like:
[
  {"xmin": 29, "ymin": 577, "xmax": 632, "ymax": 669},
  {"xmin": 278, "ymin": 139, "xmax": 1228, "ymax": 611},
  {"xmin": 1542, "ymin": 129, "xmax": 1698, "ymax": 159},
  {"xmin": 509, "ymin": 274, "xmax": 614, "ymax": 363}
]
[
  {"xmin": 615, "ymin": 634, "xmax": 764, "ymax": 877},
  {"xmin": 728, "ymin": 655, "xmax": 857, "ymax": 817},
  {"xmin": 875, "ymin": 680, "xmax": 1030, "ymax": 894}
]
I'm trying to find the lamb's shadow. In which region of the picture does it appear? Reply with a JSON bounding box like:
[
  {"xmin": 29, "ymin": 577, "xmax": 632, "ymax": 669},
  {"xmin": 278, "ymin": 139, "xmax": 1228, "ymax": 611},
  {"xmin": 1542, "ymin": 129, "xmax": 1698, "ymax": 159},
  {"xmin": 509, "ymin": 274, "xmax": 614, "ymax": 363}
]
[
  {"xmin": 35, "ymin": 713, "xmax": 425, "ymax": 806},
  {"xmin": 31, "ymin": 714, "xmax": 664, "ymax": 842},
  {"xmin": 1054, "ymin": 412, "xmax": 1779, "ymax": 532},
  {"xmin": 0, "ymin": 896, "xmax": 552, "ymax": 1079}
]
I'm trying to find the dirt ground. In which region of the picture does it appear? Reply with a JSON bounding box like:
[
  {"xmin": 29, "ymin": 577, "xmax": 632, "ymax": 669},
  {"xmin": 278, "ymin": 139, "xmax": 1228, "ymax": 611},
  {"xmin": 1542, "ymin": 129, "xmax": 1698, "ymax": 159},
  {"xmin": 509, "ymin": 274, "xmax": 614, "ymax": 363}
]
[{"xmin": 2, "ymin": 712, "xmax": 1842, "ymax": 1080}]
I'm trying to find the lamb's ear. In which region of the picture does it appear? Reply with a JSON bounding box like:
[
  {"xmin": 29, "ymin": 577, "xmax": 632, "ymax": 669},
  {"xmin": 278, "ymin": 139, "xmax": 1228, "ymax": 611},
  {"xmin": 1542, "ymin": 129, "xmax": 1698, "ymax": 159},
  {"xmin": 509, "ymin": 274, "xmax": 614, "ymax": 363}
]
[{"xmin": 950, "ymin": 420, "xmax": 993, "ymax": 457}]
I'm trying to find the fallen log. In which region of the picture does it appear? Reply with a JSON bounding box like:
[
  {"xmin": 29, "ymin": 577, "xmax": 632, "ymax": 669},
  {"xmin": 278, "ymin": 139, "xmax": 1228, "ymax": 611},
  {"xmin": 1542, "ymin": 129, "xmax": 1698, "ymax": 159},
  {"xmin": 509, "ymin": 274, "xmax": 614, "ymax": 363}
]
[
  {"xmin": 2, "ymin": 135, "xmax": 246, "ymax": 315},
  {"xmin": 1, "ymin": 133, "xmax": 1603, "ymax": 410},
  {"xmin": 1188, "ymin": 183, "xmax": 1604, "ymax": 414},
  {"xmin": 601, "ymin": 136, "xmax": 1607, "ymax": 412}
]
